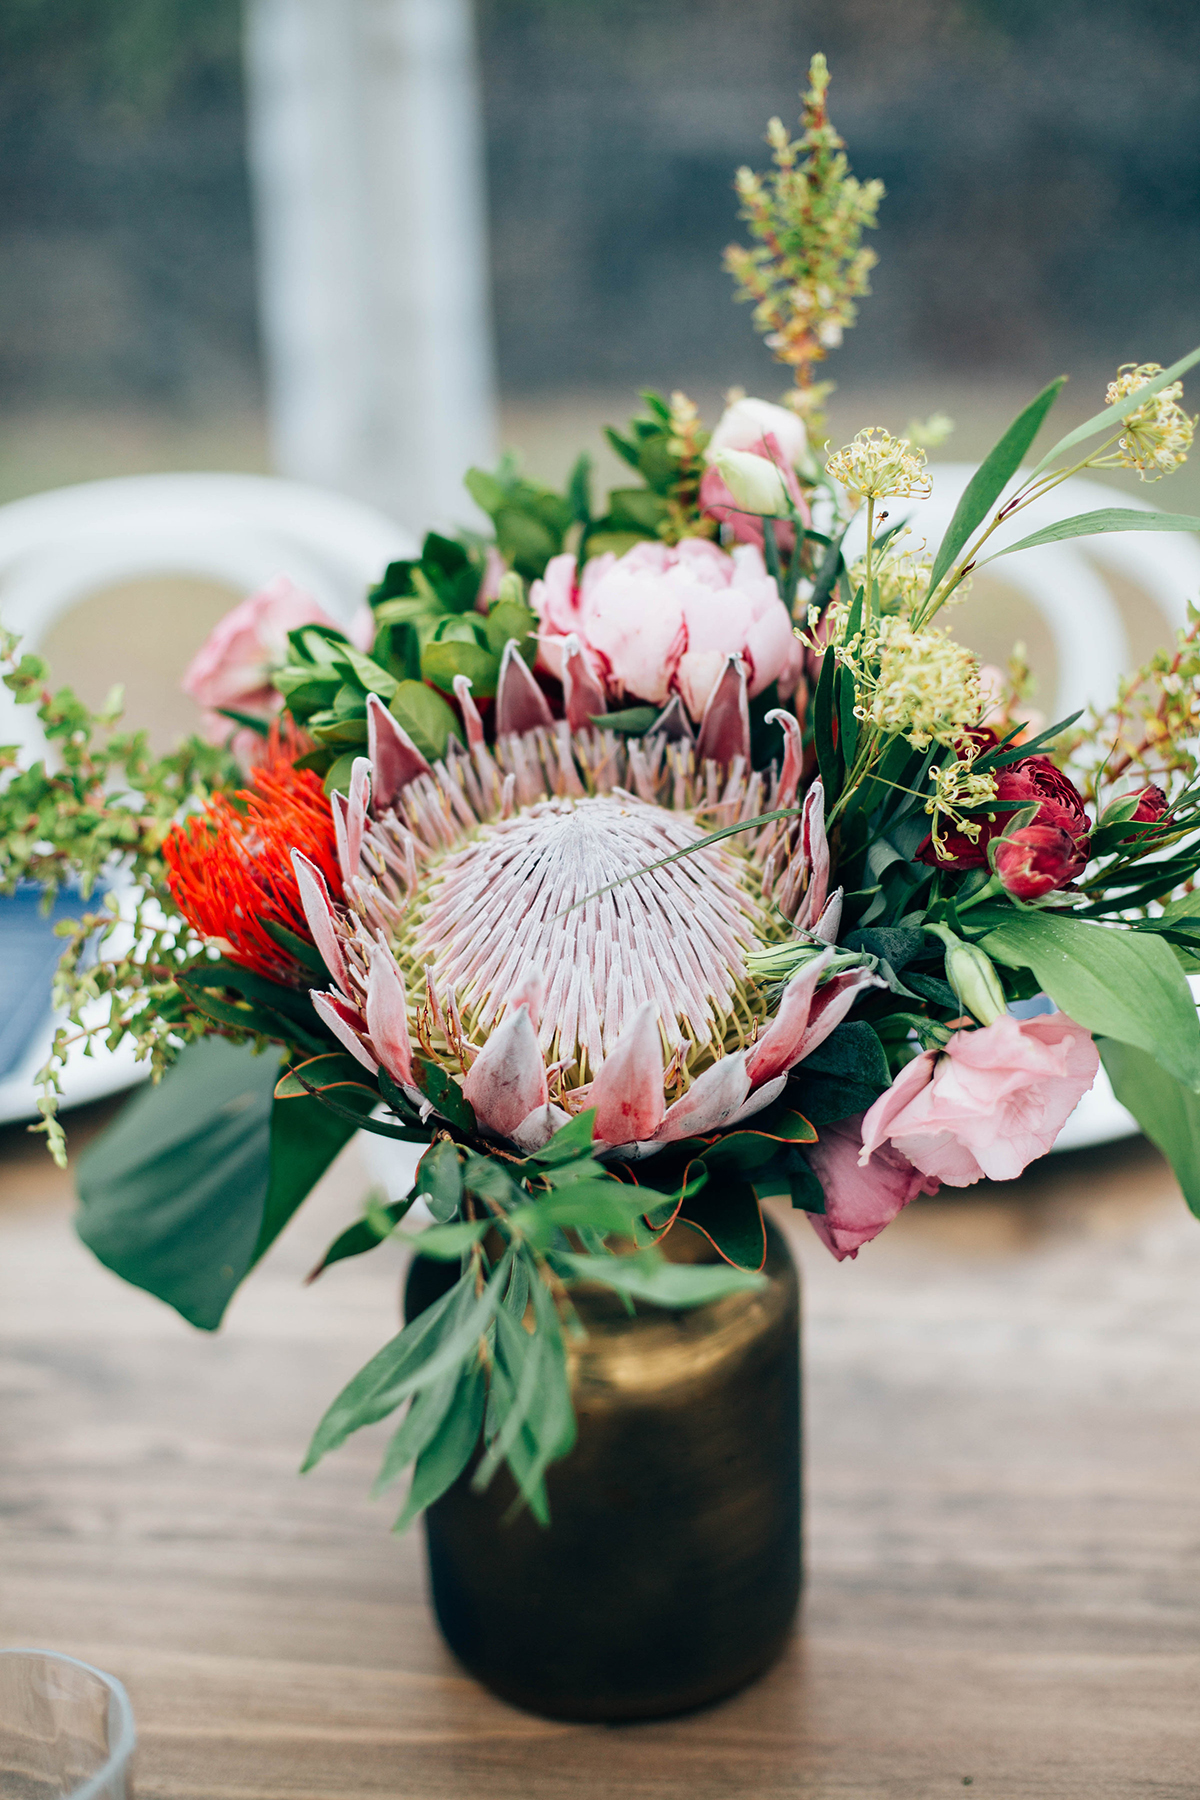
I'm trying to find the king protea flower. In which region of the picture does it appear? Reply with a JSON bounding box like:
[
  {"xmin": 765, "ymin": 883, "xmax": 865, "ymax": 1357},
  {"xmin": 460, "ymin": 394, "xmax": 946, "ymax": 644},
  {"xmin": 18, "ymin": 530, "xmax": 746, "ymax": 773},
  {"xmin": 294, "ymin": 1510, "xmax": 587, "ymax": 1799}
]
[{"xmin": 293, "ymin": 646, "xmax": 876, "ymax": 1156}]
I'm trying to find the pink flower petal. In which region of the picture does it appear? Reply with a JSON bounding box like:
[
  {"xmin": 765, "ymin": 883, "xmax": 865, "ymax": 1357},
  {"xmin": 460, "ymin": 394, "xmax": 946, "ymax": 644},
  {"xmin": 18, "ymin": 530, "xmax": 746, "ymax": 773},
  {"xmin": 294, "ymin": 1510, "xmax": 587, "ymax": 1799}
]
[
  {"xmin": 695, "ymin": 653, "xmax": 751, "ymax": 767},
  {"xmin": 676, "ymin": 649, "xmax": 726, "ymax": 721},
  {"xmin": 461, "ymin": 1003, "xmax": 549, "ymax": 1139},
  {"xmin": 561, "ymin": 633, "xmax": 607, "ymax": 731},
  {"xmin": 291, "ymin": 850, "xmax": 350, "ymax": 996},
  {"xmin": 511, "ymin": 1102, "xmax": 573, "ymax": 1154},
  {"xmin": 651, "ymin": 1051, "xmax": 752, "ymax": 1143},
  {"xmin": 794, "ymin": 780, "xmax": 830, "ymax": 931},
  {"xmin": 310, "ymin": 990, "xmax": 378, "ymax": 1074},
  {"xmin": 495, "ymin": 640, "xmax": 554, "ymax": 737},
  {"xmin": 452, "ymin": 674, "xmax": 485, "ymax": 750},
  {"xmin": 745, "ymin": 950, "xmax": 833, "ymax": 1088},
  {"xmin": 589, "ymin": 1002, "xmax": 666, "ymax": 1144},
  {"xmin": 766, "ymin": 707, "xmax": 804, "ymax": 809},
  {"xmin": 502, "ymin": 965, "xmax": 544, "ymax": 1031},
  {"xmin": 367, "ymin": 693, "xmax": 431, "ymax": 810},
  {"xmin": 807, "ymin": 1113, "xmax": 938, "ymax": 1261},
  {"xmin": 364, "ymin": 945, "xmax": 414, "ymax": 1087}
]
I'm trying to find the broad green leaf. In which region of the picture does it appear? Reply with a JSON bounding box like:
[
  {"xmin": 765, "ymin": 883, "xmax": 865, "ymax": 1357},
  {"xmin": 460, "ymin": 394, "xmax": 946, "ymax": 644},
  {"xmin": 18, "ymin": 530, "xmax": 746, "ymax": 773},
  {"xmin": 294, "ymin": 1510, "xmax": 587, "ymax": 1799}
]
[
  {"xmin": 1030, "ymin": 344, "xmax": 1200, "ymax": 478},
  {"xmin": 308, "ymin": 1191, "xmax": 417, "ymax": 1280},
  {"xmin": 1099, "ymin": 1038, "xmax": 1200, "ymax": 1218},
  {"xmin": 273, "ymin": 1051, "xmax": 376, "ymax": 1101},
  {"xmin": 76, "ymin": 1038, "xmax": 355, "ymax": 1331},
  {"xmin": 522, "ymin": 1107, "xmax": 598, "ymax": 1166},
  {"xmin": 413, "ymin": 1054, "xmax": 475, "ymax": 1132},
  {"xmin": 331, "ymin": 645, "xmax": 399, "ymax": 697},
  {"xmin": 262, "ymin": 919, "xmax": 327, "ymax": 979},
  {"xmin": 472, "ymin": 1305, "xmax": 547, "ymax": 1491},
  {"xmin": 415, "ymin": 1138, "xmax": 462, "ymax": 1221},
  {"xmin": 404, "ymin": 1218, "xmax": 489, "ymax": 1259},
  {"xmin": 420, "ymin": 637, "xmax": 500, "ymax": 699},
  {"xmin": 677, "ymin": 1178, "xmax": 767, "ymax": 1271},
  {"xmin": 392, "ymin": 1359, "xmax": 487, "ymax": 1532},
  {"xmin": 509, "ymin": 1179, "xmax": 648, "ymax": 1246},
  {"xmin": 927, "ymin": 377, "xmax": 1066, "ymax": 592},
  {"xmin": 558, "ymin": 1248, "xmax": 765, "ymax": 1307},
  {"xmin": 982, "ymin": 508, "xmax": 1200, "ymax": 563},
  {"xmin": 594, "ymin": 705, "xmax": 659, "ymax": 734},
  {"xmin": 980, "ymin": 910, "xmax": 1200, "ymax": 1091},
  {"xmin": 388, "ymin": 680, "xmax": 460, "ymax": 762}
]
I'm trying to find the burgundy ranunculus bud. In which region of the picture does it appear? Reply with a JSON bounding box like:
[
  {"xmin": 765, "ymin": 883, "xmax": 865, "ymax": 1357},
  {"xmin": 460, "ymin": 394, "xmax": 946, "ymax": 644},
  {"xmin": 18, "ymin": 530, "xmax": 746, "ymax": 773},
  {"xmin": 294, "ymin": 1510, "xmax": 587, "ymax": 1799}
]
[
  {"xmin": 918, "ymin": 754, "xmax": 1090, "ymax": 869},
  {"xmin": 1131, "ymin": 783, "xmax": 1168, "ymax": 823},
  {"xmin": 993, "ymin": 823, "xmax": 1088, "ymax": 899}
]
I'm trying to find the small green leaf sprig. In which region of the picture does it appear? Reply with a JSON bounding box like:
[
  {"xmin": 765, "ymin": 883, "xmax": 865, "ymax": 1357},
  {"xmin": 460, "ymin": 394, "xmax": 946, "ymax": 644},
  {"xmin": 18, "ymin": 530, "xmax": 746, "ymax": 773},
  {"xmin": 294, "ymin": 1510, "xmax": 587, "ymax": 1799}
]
[
  {"xmin": 724, "ymin": 54, "xmax": 884, "ymax": 427},
  {"xmin": 299, "ymin": 1106, "xmax": 764, "ymax": 1528}
]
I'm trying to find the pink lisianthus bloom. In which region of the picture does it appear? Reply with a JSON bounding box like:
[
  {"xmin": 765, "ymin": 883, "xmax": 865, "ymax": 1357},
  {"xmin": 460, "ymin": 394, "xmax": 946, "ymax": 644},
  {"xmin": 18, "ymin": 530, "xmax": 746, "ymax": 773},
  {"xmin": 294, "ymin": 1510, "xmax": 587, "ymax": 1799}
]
[
  {"xmin": 183, "ymin": 574, "xmax": 372, "ymax": 744},
  {"xmin": 529, "ymin": 537, "xmax": 803, "ymax": 722},
  {"xmin": 859, "ymin": 1013, "xmax": 1099, "ymax": 1187},
  {"xmin": 805, "ymin": 1114, "xmax": 940, "ymax": 1262}
]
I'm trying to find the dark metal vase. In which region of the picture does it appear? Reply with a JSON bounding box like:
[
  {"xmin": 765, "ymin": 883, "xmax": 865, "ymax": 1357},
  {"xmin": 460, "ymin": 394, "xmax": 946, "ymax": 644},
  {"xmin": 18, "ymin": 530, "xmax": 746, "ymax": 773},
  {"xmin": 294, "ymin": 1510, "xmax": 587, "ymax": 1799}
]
[{"xmin": 403, "ymin": 1217, "xmax": 802, "ymax": 1722}]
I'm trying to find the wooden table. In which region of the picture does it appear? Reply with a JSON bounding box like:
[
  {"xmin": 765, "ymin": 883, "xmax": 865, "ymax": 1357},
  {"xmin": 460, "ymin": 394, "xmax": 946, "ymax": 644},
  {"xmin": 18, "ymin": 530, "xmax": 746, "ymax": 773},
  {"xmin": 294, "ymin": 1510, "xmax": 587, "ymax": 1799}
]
[{"xmin": 3, "ymin": 1100, "xmax": 1200, "ymax": 1799}]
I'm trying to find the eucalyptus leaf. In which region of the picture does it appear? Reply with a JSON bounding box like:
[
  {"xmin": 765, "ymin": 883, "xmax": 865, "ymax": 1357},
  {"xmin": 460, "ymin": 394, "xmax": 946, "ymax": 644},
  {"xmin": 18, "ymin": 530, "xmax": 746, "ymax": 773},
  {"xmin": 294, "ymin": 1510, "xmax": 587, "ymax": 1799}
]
[
  {"xmin": 927, "ymin": 377, "xmax": 1066, "ymax": 593},
  {"xmin": 392, "ymin": 1359, "xmax": 487, "ymax": 1532},
  {"xmin": 981, "ymin": 508, "xmax": 1200, "ymax": 564}
]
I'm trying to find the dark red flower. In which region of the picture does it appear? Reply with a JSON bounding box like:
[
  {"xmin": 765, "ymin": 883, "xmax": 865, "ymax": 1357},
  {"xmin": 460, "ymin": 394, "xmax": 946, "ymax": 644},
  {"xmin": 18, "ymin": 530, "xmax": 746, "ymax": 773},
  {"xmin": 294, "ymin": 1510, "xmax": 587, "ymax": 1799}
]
[
  {"xmin": 917, "ymin": 754, "xmax": 1090, "ymax": 869},
  {"xmin": 1131, "ymin": 783, "xmax": 1168, "ymax": 823},
  {"xmin": 993, "ymin": 824, "xmax": 1089, "ymax": 900},
  {"xmin": 163, "ymin": 739, "xmax": 340, "ymax": 985}
]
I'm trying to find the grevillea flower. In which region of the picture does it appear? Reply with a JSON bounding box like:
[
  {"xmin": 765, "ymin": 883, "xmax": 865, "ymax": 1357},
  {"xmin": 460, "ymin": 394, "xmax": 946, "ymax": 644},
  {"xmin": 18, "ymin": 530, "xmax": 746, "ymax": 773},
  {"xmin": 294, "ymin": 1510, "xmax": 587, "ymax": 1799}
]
[
  {"xmin": 529, "ymin": 538, "xmax": 804, "ymax": 725},
  {"xmin": 163, "ymin": 734, "xmax": 342, "ymax": 985},
  {"xmin": 292, "ymin": 655, "xmax": 876, "ymax": 1157}
]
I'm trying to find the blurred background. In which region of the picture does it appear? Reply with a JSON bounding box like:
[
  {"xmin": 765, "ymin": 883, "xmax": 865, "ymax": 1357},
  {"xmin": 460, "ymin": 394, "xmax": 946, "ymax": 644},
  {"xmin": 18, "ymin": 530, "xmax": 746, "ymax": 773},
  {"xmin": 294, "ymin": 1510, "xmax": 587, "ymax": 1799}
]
[{"xmin": 3, "ymin": 0, "xmax": 1200, "ymax": 745}]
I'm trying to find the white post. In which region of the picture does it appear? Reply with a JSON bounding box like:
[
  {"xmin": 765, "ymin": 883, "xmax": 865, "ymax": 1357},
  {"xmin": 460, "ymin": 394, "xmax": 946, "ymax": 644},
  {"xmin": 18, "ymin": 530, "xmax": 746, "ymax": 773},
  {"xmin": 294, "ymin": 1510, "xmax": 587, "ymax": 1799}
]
[{"xmin": 243, "ymin": 0, "xmax": 496, "ymax": 534}]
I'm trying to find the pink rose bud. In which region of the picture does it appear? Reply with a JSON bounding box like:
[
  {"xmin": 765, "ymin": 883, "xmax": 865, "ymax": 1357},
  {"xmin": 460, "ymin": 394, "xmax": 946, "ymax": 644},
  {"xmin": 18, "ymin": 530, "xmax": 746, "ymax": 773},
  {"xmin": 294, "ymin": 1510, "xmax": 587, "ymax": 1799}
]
[
  {"xmin": 1131, "ymin": 783, "xmax": 1168, "ymax": 822},
  {"xmin": 993, "ymin": 823, "xmax": 1087, "ymax": 899}
]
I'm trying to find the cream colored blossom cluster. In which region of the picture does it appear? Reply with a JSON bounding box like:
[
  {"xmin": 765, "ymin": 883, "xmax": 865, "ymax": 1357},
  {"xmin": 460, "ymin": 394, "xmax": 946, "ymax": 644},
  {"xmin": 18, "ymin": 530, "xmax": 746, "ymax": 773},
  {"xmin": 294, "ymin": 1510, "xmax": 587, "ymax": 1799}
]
[
  {"xmin": 825, "ymin": 428, "xmax": 931, "ymax": 502},
  {"xmin": 1106, "ymin": 363, "xmax": 1196, "ymax": 480},
  {"xmin": 840, "ymin": 615, "xmax": 986, "ymax": 751},
  {"xmin": 925, "ymin": 752, "xmax": 999, "ymax": 860},
  {"xmin": 848, "ymin": 535, "xmax": 951, "ymax": 617}
]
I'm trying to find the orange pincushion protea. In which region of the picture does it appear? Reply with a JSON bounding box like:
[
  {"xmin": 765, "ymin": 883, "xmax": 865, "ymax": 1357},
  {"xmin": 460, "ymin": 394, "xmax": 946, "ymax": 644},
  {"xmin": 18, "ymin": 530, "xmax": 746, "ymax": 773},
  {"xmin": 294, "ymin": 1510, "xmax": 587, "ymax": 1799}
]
[{"xmin": 164, "ymin": 742, "xmax": 342, "ymax": 985}]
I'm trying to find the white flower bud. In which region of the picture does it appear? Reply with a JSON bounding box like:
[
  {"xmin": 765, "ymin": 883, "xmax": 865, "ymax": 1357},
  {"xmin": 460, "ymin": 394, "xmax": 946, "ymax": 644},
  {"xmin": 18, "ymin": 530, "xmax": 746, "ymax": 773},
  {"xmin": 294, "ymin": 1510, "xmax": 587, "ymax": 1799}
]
[
  {"xmin": 712, "ymin": 447, "xmax": 792, "ymax": 518},
  {"xmin": 943, "ymin": 939, "xmax": 1007, "ymax": 1026}
]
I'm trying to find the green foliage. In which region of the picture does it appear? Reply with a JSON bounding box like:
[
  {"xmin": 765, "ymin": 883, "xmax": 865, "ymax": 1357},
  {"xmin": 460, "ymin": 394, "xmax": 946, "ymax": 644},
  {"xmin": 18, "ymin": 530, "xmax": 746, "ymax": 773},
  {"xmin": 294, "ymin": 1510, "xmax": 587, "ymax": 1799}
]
[
  {"xmin": 301, "ymin": 1116, "xmax": 769, "ymax": 1526},
  {"xmin": 978, "ymin": 908, "xmax": 1200, "ymax": 1092},
  {"xmin": 465, "ymin": 457, "xmax": 574, "ymax": 581},
  {"xmin": 75, "ymin": 1037, "xmax": 359, "ymax": 1330},
  {"xmin": 1099, "ymin": 1039, "xmax": 1200, "ymax": 1219},
  {"xmin": 280, "ymin": 533, "xmax": 541, "ymax": 777}
]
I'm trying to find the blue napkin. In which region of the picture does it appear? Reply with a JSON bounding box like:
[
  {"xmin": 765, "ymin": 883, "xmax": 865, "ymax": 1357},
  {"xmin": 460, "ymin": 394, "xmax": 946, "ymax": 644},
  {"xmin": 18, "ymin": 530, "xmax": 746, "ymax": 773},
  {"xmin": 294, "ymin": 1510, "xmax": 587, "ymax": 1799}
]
[{"xmin": 0, "ymin": 886, "xmax": 92, "ymax": 1080}]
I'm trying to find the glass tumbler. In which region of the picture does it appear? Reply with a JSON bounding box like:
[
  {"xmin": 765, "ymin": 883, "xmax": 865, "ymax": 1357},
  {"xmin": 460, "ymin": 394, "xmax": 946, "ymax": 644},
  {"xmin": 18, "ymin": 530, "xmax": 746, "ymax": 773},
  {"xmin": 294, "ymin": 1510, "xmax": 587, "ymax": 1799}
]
[{"xmin": 0, "ymin": 1651, "xmax": 135, "ymax": 1799}]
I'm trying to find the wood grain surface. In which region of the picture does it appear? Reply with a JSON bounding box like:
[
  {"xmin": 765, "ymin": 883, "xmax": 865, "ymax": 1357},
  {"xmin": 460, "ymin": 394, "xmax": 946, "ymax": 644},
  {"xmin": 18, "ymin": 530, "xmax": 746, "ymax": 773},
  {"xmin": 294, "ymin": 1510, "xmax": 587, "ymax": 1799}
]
[{"xmin": 3, "ymin": 1101, "xmax": 1200, "ymax": 1799}]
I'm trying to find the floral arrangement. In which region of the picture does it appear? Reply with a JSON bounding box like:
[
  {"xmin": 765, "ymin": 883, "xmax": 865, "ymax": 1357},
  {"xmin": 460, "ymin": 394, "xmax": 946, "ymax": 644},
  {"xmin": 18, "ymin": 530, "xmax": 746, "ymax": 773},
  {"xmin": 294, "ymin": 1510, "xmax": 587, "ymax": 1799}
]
[{"xmin": 6, "ymin": 56, "xmax": 1200, "ymax": 1527}]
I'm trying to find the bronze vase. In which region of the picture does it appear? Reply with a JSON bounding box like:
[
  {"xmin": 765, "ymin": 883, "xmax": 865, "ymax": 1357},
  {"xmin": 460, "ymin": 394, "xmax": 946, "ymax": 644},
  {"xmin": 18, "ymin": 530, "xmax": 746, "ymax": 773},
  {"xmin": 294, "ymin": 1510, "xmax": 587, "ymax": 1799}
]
[{"xmin": 403, "ymin": 1216, "xmax": 801, "ymax": 1722}]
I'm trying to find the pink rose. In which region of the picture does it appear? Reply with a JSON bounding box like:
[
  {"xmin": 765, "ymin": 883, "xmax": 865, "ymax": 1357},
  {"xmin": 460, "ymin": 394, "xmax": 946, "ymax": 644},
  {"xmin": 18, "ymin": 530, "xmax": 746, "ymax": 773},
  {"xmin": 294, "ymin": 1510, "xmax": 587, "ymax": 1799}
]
[
  {"xmin": 806, "ymin": 1113, "xmax": 939, "ymax": 1262},
  {"xmin": 700, "ymin": 432, "xmax": 810, "ymax": 553},
  {"xmin": 859, "ymin": 1013, "xmax": 1099, "ymax": 1187},
  {"xmin": 529, "ymin": 538, "xmax": 803, "ymax": 720},
  {"xmin": 183, "ymin": 575, "xmax": 367, "ymax": 744}
]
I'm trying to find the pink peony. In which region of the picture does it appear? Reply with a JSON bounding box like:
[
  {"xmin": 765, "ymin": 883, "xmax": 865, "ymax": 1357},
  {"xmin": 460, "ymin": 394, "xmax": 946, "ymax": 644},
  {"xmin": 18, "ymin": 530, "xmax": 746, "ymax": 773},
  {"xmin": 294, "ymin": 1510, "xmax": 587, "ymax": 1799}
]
[
  {"xmin": 708, "ymin": 395, "xmax": 808, "ymax": 466},
  {"xmin": 859, "ymin": 1013, "xmax": 1099, "ymax": 1187},
  {"xmin": 183, "ymin": 575, "xmax": 370, "ymax": 745},
  {"xmin": 529, "ymin": 537, "xmax": 803, "ymax": 722},
  {"xmin": 700, "ymin": 431, "xmax": 810, "ymax": 553},
  {"xmin": 806, "ymin": 1113, "xmax": 939, "ymax": 1262}
]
